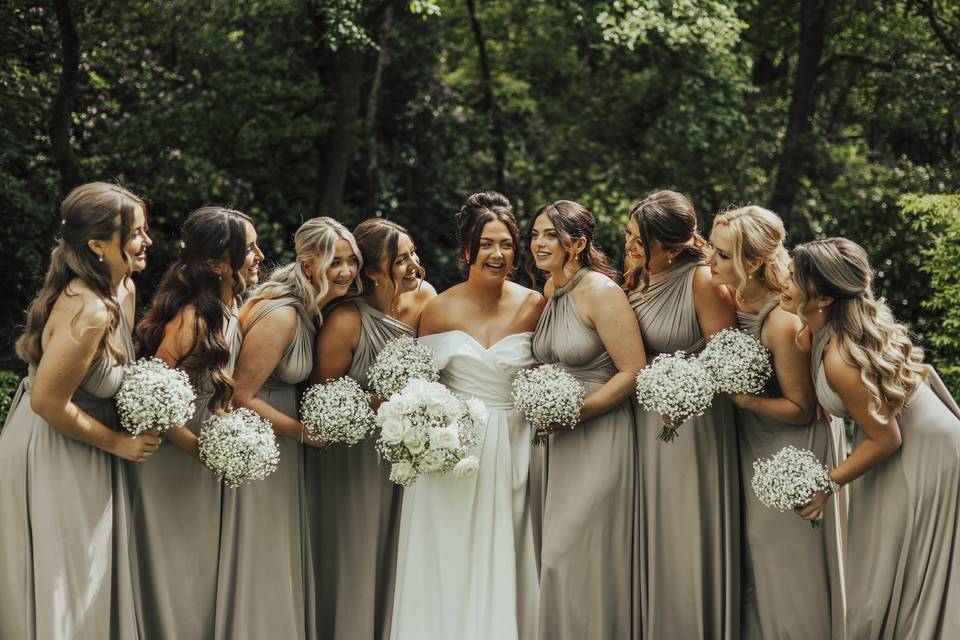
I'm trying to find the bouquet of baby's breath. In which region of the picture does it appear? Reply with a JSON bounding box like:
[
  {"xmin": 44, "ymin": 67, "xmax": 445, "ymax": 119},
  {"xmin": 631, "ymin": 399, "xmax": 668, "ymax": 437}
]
[
  {"xmin": 300, "ymin": 377, "xmax": 375, "ymax": 446},
  {"xmin": 198, "ymin": 408, "xmax": 280, "ymax": 488},
  {"xmin": 752, "ymin": 445, "xmax": 840, "ymax": 528},
  {"xmin": 366, "ymin": 336, "xmax": 439, "ymax": 400},
  {"xmin": 376, "ymin": 378, "xmax": 488, "ymax": 486},
  {"xmin": 512, "ymin": 364, "xmax": 584, "ymax": 445},
  {"xmin": 635, "ymin": 352, "xmax": 717, "ymax": 442},
  {"xmin": 115, "ymin": 357, "xmax": 196, "ymax": 435},
  {"xmin": 699, "ymin": 328, "xmax": 773, "ymax": 395}
]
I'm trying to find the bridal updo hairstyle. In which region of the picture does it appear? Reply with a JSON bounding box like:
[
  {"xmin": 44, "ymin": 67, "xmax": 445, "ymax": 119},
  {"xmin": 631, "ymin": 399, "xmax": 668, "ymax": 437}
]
[
  {"xmin": 525, "ymin": 200, "xmax": 618, "ymax": 284},
  {"xmin": 353, "ymin": 218, "xmax": 425, "ymax": 293},
  {"xmin": 625, "ymin": 190, "xmax": 707, "ymax": 292},
  {"xmin": 791, "ymin": 237, "xmax": 926, "ymax": 421},
  {"xmin": 455, "ymin": 191, "xmax": 520, "ymax": 274},
  {"xmin": 246, "ymin": 216, "xmax": 362, "ymax": 319},
  {"xmin": 135, "ymin": 206, "xmax": 253, "ymax": 411},
  {"xmin": 17, "ymin": 182, "xmax": 145, "ymax": 368},
  {"xmin": 711, "ymin": 205, "xmax": 790, "ymax": 295}
]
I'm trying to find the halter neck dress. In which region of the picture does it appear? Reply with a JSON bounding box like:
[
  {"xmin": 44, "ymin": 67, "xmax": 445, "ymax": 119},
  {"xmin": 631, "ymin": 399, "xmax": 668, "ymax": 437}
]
[
  {"xmin": 530, "ymin": 268, "xmax": 639, "ymax": 639},
  {"xmin": 214, "ymin": 297, "xmax": 317, "ymax": 640},
  {"xmin": 307, "ymin": 298, "xmax": 410, "ymax": 640},
  {"xmin": 0, "ymin": 311, "xmax": 139, "ymax": 639},
  {"xmin": 811, "ymin": 327, "xmax": 960, "ymax": 639},
  {"xmin": 737, "ymin": 298, "xmax": 846, "ymax": 639},
  {"xmin": 627, "ymin": 259, "xmax": 740, "ymax": 639}
]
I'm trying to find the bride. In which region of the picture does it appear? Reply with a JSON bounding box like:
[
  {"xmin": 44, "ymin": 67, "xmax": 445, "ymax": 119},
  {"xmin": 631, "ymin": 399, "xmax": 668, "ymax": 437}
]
[{"xmin": 390, "ymin": 191, "xmax": 545, "ymax": 640}]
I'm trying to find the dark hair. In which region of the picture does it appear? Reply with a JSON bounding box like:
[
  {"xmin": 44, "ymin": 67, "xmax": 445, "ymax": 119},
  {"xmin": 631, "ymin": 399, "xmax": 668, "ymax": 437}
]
[
  {"xmin": 624, "ymin": 190, "xmax": 706, "ymax": 292},
  {"xmin": 135, "ymin": 206, "xmax": 252, "ymax": 411},
  {"xmin": 17, "ymin": 182, "xmax": 144, "ymax": 367},
  {"xmin": 353, "ymin": 218, "xmax": 425, "ymax": 294},
  {"xmin": 455, "ymin": 190, "xmax": 520, "ymax": 274},
  {"xmin": 525, "ymin": 200, "xmax": 618, "ymax": 284}
]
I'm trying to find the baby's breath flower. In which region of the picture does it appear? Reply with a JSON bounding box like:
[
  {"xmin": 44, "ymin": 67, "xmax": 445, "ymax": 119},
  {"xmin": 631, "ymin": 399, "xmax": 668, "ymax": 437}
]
[
  {"xmin": 635, "ymin": 351, "xmax": 716, "ymax": 442},
  {"xmin": 300, "ymin": 377, "xmax": 375, "ymax": 445},
  {"xmin": 752, "ymin": 446, "xmax": 839, "ymax": 528},
  {"xmin": 512, "ymin": 364, "xmax": 584, "ymax": 445},
  {"xmin": 115, "ymin": 357, "xmax": 196, "ymax": 435},
  {"xmin": 699, "ymin": 328, "xmax": 773, "ymax": 395},
  {"xmin": 366, "ymin": 337, "xmax": 439, "ymax": 400}
]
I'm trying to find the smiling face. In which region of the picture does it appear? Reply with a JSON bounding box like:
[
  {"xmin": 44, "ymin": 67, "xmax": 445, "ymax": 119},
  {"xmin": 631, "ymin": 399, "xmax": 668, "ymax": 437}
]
[
  {"xmin": 98, "ymin": 204, "xmax": 151, "ymax": 282},
  {"xmin": 123, "ymin": 204, "xmax": 152, "ymax": 274},
  {"xmin": 780, "ymin": 259, "xmax": 826, "ymax": 317},
  {"xmin": 529, "ymin": 213, "xmax": 568, "ymax": 274},
  {"xmin": 317, "ymin": 237, "xmax": 359, "ymax": 297},
  {"xmin": 624, "ymin": 215, "xmax": 675, "ymax": 273},
  {"xmin": 239, "ymin": 220, "xmax": 264, "ymax": 287},
  {"xmin": 374, "ymin": 232, "xmax": 421, "ymax": 294},
  {"xmin": 468, "ymin": 220, "xmax": 514, "ymax": 282}
]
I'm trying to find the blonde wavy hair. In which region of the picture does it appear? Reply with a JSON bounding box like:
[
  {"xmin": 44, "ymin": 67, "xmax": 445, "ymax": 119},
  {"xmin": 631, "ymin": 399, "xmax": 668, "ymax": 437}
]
[
  {"xmin": 792, "ymin": 238, "xmax": 926, "ymax": 420},
  {"xmin": 712, "ymin": 205, "xmax": 790, "ymax": 296},
  {"xmin": 17, "ymin": 182, "xmax": 144, "ymax": 367},
  {"xmin": 247, "ymin": 217, "xmax": 362, "ymax": 319}
]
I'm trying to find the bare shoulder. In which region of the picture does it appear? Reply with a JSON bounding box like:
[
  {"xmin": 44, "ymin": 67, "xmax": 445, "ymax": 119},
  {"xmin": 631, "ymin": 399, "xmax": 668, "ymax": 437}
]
[
  {"xmin": 505, "ymin": 281, "xmax": 545, "ymax": 330},
  {"xmin": 57, "ymin": 280, "xmax": 110, "ymax": 329},
  {"xmin": 321, "ymin": 300, "xmax": 361, "ymax": 335},
  {"xmin": 823, "ymin": 339, "xmax": 861, "ymax": 391},
  {"xmin": 241, "ymin": 298, "xmax": 298, "ymax": 334},
  {"xmin": 692, "ymin": 264, "xmax": 728, "ymax": 298},
  {"xmin": 763, "ymin": 306, "xmax": 804, "ymax": 351},
  {"xmin": 580, "ymin": 270, "xmax": 626, "ymax": 303},
  {"xmin": 413, "ymin": 280, "xmax": 439, "ymax": 303},
  {"xmin": 419, "ymin": 285, "xmax": 464, "ymax": 336}
]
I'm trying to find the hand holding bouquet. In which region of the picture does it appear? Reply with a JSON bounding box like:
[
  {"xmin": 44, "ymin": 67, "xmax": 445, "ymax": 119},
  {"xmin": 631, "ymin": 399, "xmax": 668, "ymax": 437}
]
[
  {"xmin": 198, "ymin": 408, "xmax": 280, "ymax": 488},
  {"xmin": 512, "ymin": 364, "xmax": 584, "ymax": 445},
  {"xmin": 751, "ymin": 445, "xmax": 840, "ymax": 528},
  {"xmin": 635, "ymin": 352, "xmax": 716, "ymax": 442}
]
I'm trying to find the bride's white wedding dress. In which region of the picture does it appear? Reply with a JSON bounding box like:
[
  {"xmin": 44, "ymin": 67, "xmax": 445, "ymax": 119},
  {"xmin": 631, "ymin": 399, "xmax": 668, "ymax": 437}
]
[{"xmin": 390, "ymin": 330, "xmax": 538, "ymax": 640}]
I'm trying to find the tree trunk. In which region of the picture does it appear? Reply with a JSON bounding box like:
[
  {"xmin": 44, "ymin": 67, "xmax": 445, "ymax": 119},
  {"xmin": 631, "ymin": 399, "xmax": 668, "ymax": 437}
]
[
  {"xmin": 769, "ymin": 0, "xmax": 831, "ymax": 229},
  {"xmin": 466, "ymin": 0, "xmax": 506, "ymax": 191},
  {"xmin": 318, "ymin": 47, "xmax": 365, "ymax": 217},
  {"xmin": 364, "ymin": 4, "xmax": 395, "ymax": 213},
  {"xmin": 51, "ymin": 0, "xmax": 82, "ymax": 195}
]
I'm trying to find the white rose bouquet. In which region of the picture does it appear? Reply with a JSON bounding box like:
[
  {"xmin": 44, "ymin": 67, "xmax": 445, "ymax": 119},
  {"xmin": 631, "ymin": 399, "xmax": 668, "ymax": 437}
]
[
  {"xmin": 375, "ymin": 378, "xmax": 488, "ymax": 486},
  {"xmin": 115, "ymin": 357, "xmax": 196, "ymax": 436},
  {"xmin": 512, "ymin": 364, "xmax": 585, "ymax": 445},
  {"xmin": 635, "ymin": 351, "xmax": 716, "ymax": 442},
  {"xmin": 300, "ymin": 377, "xmax": 375, "ymax": 446},
  {"xmin": 751, "ymin": 445, "xmax": 840, "ymax": 528},
  {"xmin": 366, "ymin": 336, "xmax": 439, "ymax": 400},
  {"xmin": 699, "ymin": 328, "xmax": 773, "ymax": 395},
  {"xmin": 198, "ymin": 407, "xmax": 280, "ymax": 488}
]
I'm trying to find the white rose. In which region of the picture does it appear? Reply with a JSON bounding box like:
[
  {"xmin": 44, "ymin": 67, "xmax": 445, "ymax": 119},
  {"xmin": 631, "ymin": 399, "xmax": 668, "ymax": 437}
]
[
  {"xmin": 403, "ymin": 426, "xmax": 427, "ymax": 455},
  {"xmin": 389, "ymin": 461, "xmax": 418, "ymax": 486},
  {"xmin": 430, "ymin": 425, "xmax": 461, "ymax": 450},
  {"xmin": 380, "ymin": 418, "xmax": 405, "ymax": 445},
  {"xmin": 453, "ymin": 455, "xmax": 479, "ymax": 478},
  {"xmin": 466, "ymin": 398, "xmax": 488, "ymax": 425},
  {"xmin": 419, "ymin": 449, "xmax": 447, "ymax": 473}
]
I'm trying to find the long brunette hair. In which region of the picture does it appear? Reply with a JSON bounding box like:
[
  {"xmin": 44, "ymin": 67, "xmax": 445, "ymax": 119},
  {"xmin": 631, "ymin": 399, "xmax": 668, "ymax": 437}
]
[
  {"xmin": 624, "ymin": 190, "xmax": 706, "ymax": 292},
  {"xmin": 525, "ymin": 200, "xmax": 618, "ymax": 285},
  {"xmin": 135, "ymin": 207, "xmax": 252, "ymax": 411},
  {"xmin": 16, "ymin": 182, "xmax": 144, "ymax": 367}
]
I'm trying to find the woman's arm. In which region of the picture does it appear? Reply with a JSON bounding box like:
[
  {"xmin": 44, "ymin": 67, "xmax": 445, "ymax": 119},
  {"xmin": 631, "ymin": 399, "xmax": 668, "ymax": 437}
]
[
  {"xmin": 731, "ymin": 309, "xmax": 816, "ymax": 424},
  {"xmin": 30, "ymin": 292, "xmax": 161, "ymax": 461},
  {"xmin": 310, "ymin": 303, "xmax": 361, "ymax": 384},
  {"xmin": 538, "ymin": 278, "xmax": 644, "ymax": 435},
  {"xmin": 797, "ymin": 342, "xmax": 901, "ymax": 521},
  {"xmin": 233, "ymin": 302, "xmax": 304, "ymax": 441},
  {"xmin": 153, "ymin": 306, "xmax": 204, "ymax": 457},
  {"xmin": 692, "ymin": 266, "xmax": 737, "ymax": 342}
]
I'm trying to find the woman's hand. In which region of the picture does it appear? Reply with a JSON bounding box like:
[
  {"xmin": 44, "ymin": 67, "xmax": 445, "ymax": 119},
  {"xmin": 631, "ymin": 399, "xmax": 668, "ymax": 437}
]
[
  {"xmin": 795, "ymin": 489, "xmax": 829, "ymax": 523},
  {"xmin": 727, "ymin": 393, "xmax": 755, "ymax": 410},
  {"xmin": 110, "ymin": 430, "xmax": 163, "ymax": 462}
]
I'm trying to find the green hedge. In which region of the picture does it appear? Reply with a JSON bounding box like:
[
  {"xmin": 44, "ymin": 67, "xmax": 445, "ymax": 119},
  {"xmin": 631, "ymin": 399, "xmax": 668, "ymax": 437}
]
[
  {"xmin": 0, "ymin": 369, "xmax": 20, "ymax": 427},
  {"xmin": 900, "ymin": 194, "xmax": 960, "ymax": 399}
]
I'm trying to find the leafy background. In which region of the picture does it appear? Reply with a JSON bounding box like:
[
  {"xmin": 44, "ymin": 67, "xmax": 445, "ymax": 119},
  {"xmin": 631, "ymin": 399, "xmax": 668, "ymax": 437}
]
[{"xmin": 2, "ymin": 0, "xmax": 959, "ymax": 414}]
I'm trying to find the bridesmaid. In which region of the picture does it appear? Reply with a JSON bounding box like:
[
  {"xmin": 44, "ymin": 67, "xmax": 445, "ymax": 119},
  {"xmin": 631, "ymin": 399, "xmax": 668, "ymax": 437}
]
[
  {"xmin": 785, "ymin": 238, "xmax": 960, "ymax": 638},
  {"xmin": 625, "ymin": 190, "xmax": 740, "ymax": 639},
  {"xmin": 130, "ymin": 206, "xmax": 262, "ymax": 639},
  {"xmin": 708, "ymin": 207, "xmax": 846, "ymax": 639},
  {"xmin": 310, "ymin": 218, "xmax": 436, "ymax": 640},
  {"xmin": 0, "ymin": 182, "xmax": 159, "ymax": 639},
  {"xmin": 219, "ymin": 217, "xmax": 360, "ymax": 639},
  {"xmin": 528, "ymin": 200, "xmax": 644, "ymax": 639}
]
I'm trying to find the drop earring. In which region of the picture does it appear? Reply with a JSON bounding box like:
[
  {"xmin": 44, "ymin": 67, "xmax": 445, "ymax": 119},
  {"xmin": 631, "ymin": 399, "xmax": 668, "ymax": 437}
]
[{"xmin": 98, "ymin": 254, "xmax": 104, "ymax": 263}]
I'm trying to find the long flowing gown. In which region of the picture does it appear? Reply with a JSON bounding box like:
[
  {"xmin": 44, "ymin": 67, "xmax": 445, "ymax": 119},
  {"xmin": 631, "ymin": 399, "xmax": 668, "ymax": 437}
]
[
  {"xmin": 0, "ymin": 313, "xmax": 138, "ymax": 640},
  {"xmin": 529, "ymin": 268, "xmax": 638, "ymax": 639},
  {"xmin": 307, "ymin": 298, "xmax": 407, "ymax": 640},
  {"xmin": 628, "ymin": 259, "xmax": 740, "ymax": 639},
  {"xmin": 390, "ymin": 330, "xmax": 539, "ymax": 640},
  {"xmin": 215, "ymin": 297, "xmax": 316, "ymax": 639},
  {"xmin": 811, "ymin": 327, "xmax": 960, "ymax": 639},
  {"xmin": 737, "ymin": 298, "xmax": 846, "ymax": 639},
  {"xmin": 126, "ymin": 307, "xmax": 242, "ymax": 639}
]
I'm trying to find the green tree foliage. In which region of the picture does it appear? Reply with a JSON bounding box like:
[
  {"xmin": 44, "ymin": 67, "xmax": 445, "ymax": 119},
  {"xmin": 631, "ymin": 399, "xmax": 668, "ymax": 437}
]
[
  {"xmin": 900, "ymin": 194, "xmax": 960, "ymax": 397},
  {"xmin": 1, "ymin": 0, "xmax": 958, "ymax": 381}
]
